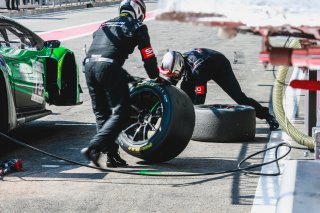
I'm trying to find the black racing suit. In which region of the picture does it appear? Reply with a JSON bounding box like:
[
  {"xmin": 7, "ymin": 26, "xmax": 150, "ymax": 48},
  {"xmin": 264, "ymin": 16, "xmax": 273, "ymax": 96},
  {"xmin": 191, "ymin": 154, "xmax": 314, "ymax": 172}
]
[
  {"xmin": 84, "ymin": 13, "xmax": 159, "ymax": 154},
  {"xmin": 171, "ymin": 48, "xmax": 271, "ymax": 119}
]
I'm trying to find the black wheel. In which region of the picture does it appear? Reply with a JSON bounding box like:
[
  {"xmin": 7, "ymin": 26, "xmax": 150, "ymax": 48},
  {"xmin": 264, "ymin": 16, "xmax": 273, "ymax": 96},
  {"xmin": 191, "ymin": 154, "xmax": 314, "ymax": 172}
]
[
  {"xmin": 0, "ymin": 74, "xmax": 8, "ymax": 133},
  {"xmin": 55, "ymin": 53, "xmax": 77, "ymax": 106},
  {"xmin": 191, "ymin": 104, "xmax": 256, "ymax": 142},
  {"xmin": 117, "ymin": 81, "xmax": 195, "ymax": 163}
]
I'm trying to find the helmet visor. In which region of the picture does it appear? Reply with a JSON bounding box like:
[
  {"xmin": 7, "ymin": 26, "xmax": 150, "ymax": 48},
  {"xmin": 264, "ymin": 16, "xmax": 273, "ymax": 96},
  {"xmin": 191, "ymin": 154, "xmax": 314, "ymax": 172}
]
[{"xmin": 159, "ymin": 67, "xmax": 181, "ymax": 78}]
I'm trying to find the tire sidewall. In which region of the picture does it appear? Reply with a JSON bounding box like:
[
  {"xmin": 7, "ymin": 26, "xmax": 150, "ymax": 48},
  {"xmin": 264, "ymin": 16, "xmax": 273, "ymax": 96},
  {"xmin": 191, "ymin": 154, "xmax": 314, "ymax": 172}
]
[
  {"xmin": 0, "ymin": 74, "xmax": 8, "ymax": 133},
  {"xmin": 192, "ymin": 104, "xmax": 256, "ymax": 142},
  {"xmin": 117, "ymin": 82, "xmax": 173, "ymax": 158}
]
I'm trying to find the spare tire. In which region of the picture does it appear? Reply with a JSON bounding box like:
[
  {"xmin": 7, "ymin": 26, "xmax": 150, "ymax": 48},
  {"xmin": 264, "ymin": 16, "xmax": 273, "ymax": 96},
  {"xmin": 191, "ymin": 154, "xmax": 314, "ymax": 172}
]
[
  {"xmin": 191, "ymin": 104, "xmax": 256, "ymax": 142},
  {"xmin": 117, "ymin": 81, "xmax": 195, "ymax": 163}
]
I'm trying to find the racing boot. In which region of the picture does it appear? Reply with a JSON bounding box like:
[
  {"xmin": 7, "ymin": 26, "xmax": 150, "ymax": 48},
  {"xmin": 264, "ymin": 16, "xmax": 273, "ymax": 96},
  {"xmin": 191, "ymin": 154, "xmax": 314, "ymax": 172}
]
[
  {"xmin": 81, "ymin": 147, "xmax": 101, "ymax": 167},
  {"xmin": 266, "ymin": 115, "xmax": 279, "ymax": 131},
  {"xmin": 106, "ymin": 152, "xmax": 128, "ymax": 168}
]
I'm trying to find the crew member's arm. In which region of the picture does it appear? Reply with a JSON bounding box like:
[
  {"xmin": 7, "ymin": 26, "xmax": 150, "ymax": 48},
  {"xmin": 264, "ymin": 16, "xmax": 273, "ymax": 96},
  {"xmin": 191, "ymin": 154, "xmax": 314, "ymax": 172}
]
[
  {"xmin": 165, "ymin": 77, "xmax": 178, "ymax": 86},
  {"xmin": 135, "ymin": 24, "xmax": 159, "ymax": 79},
  {"xmin": 180, "ymin": 73, "xmax": 206, "ymax": 105},
  {"xmin": 193, "ymin": 80, "xmax": 207, "ymax": 105}
]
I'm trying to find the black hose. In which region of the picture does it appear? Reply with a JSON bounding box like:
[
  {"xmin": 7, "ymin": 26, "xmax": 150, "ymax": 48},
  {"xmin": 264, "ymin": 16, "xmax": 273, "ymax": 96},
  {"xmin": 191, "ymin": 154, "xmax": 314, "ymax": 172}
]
[
  {"xmin": 0, "ymin": 132, "xmax": 310, "ymax": 177},
  {"xmin": 238, "ymin": 142, "xmax": 291, "ymax": 176}
]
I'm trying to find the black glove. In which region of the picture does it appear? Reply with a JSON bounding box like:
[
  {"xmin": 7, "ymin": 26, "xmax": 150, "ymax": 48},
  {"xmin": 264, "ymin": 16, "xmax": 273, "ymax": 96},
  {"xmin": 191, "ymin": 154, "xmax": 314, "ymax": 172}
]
[
  {"xmin": 126, "ymin": 72, "xmax": 145, "ymax": 84},
  {"xmin": 154, "ymin": 76, "xmax": 172, "ymax": 85}
]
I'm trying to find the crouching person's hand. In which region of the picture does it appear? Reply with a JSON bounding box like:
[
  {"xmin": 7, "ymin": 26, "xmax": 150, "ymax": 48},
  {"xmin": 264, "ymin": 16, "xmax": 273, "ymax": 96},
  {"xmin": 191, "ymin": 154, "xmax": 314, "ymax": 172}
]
[{"xmin": 154, "ymin": 76, "xmax": 172, "ymax": 85}]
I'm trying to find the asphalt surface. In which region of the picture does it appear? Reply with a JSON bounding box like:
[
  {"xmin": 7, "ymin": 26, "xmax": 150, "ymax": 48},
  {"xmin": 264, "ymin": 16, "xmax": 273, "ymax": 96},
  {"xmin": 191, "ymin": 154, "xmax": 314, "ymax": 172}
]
[{"xmin": 0, "ymin": 2, "xmax": 278, "ymax": 213}]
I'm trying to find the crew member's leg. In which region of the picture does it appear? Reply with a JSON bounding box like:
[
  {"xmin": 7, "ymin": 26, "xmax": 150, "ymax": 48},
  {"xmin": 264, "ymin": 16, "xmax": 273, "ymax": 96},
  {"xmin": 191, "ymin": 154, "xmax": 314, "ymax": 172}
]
[
  {"xmin": 14, "ymin": 0, "xmax": 19, "ymax": 10},
  {"xmin": 11, "ymin": 0, "xmax": 15, "ymax": 10},
  {"xmin": 180, "ymin": 78, "xmax": 196, "ymax": 102},
  {"xmin": 82, "ymin": 62, "xmax": 109, "ymax": 166},
  {"xmin": 89, "ymin": 63, "xmax": 129, "ymax": 149},
  {"xmin": 6, "ymin": 0, "xmax": 11, "ymax": 10},
  {"xmin": 88, "ymin": 62, "xmax": 129, "ymax": 167},
  {"xmin": 209, "ymin": 55, "xmax": 279, "ymax": 130}
]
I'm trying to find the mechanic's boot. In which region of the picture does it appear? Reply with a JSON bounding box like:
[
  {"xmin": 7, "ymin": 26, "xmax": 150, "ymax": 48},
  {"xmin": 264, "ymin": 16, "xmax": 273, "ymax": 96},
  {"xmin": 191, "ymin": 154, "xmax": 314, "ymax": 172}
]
[
  {"xmin": 81, "ymin": 147, "xmax": 101, "ymax": 167},
  {"xmin": 266, "ymin": 115, "xmax": 279, "ymax": 131},
  {"xmin": 106, "ymin": 152, "xmax": 128, "ymax": 168}
]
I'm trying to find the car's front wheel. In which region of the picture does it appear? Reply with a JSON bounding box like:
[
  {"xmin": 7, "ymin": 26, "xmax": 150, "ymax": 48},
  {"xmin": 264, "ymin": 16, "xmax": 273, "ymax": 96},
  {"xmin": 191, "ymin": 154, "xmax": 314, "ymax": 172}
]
[
  {"xmin": 54, "ymin": 53, "xmax": 78, "ymax": 106},
  {"xmin": 0, "ymin": 74, "xmax": 8, "ymax": 133}
]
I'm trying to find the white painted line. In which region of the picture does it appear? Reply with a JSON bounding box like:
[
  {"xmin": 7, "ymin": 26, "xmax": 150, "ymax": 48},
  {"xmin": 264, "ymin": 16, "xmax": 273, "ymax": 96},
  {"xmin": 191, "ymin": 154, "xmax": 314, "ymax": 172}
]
[
  {"xmin": 275, "ymin": 161, "xmax": 297, "ymax": 213},
  {"xmin": 42, "ymin": 165, "xmax": 60, "ymax": 168},
  {"xmin": 58, "ymin": 32, "xmax": 94, "ymax": 42},
  {"xmin": 54, "ymin": 123, "xmax": 95, "ymax": 126},
  {"xmin": 38, "ymin": 10, "xmax": 156, "ymax": 41},
  {"xmin": 15, "ymin": 4, "xmax": 119, "ymax": 19},
  {"xmin": 37, "ymin": 20, "xmax": 105, "ymax": 36},
  {"xmin": 251, "ymin": 131, "xmax": 289, "ymax": 213}
]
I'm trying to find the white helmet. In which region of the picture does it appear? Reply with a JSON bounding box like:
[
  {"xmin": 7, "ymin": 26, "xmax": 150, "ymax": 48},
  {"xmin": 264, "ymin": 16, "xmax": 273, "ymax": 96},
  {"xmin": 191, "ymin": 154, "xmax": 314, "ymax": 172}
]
[
  {"xmin": 119, "ymin": 0, "xmax": 146, "ymax": 22},
  {"xmin": 160, "ymin": 51, "xmax": 185, "ymax": 79}
]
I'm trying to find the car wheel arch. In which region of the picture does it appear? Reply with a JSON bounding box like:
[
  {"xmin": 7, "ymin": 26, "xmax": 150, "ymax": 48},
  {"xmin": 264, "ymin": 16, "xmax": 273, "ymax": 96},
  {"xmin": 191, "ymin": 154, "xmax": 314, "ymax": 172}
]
[
  {"xmin": 0, "ymin": 69, "xmax": 17, "ymax": 132},
  {"xmin": 45, "ymin": 50, "xmax": 80, "ymax": 106}
]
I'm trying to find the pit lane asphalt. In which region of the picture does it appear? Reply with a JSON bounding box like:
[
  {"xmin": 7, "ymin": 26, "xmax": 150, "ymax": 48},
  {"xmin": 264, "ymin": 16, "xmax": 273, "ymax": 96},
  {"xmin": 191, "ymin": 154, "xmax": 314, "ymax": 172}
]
[{"xmin": 0, "ymin": 2, "xmax": 276, "ymax": 213}]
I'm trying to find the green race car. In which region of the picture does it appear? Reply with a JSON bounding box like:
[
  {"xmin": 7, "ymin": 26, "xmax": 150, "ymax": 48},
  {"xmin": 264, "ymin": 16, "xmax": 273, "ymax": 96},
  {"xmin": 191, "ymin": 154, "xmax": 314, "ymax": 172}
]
[{"xmin": 0, "ymin": 16, "xmax": 81, "ymax": 133}]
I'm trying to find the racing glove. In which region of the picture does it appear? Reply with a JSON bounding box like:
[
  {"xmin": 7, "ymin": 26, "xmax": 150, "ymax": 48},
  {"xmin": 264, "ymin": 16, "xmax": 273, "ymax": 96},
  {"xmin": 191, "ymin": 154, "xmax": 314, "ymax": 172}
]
[{"xmin": 155, "ymin": 76, "xmax": 172, "ymax": 85}]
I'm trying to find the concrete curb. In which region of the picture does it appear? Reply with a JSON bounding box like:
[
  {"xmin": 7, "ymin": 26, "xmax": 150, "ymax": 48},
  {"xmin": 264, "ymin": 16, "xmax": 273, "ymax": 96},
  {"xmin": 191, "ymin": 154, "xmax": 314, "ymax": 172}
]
[
  {"xmin": 276, "ymin": 160, "xmax": 320, "ymax": 213},
  {"xmin": 0, "ymin": 1, "xmax": 121, "ymax": 18}
]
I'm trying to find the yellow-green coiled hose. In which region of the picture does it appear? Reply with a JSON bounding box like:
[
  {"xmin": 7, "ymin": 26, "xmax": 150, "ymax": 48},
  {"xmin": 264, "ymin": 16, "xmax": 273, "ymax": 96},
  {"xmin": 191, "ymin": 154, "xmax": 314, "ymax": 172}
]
[{"xmin": 273, "ymin": 39, "xmax": 315, "ymax": 149}]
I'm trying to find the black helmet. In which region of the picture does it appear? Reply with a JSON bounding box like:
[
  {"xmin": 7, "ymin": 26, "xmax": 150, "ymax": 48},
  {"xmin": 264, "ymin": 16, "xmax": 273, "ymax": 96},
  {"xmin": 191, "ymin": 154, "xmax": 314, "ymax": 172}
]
[
  {"xmin": 119, "ymin": 0, "xmax": 146, "ymax": 22},
  {"xmin": 160, "ymin": 51, "xmax": 185, "ymax": 79}
]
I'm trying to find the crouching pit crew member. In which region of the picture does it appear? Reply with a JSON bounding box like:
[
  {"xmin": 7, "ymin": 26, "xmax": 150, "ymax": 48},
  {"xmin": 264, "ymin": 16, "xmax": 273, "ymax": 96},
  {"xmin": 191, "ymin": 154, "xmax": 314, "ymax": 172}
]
[
  {"xmin": 160, "ymin": 48, "xmax": 279, "ymax": 130},
  {"xmin": 81, "ymin": 0, "xmax": 165, "ymax": 168}
]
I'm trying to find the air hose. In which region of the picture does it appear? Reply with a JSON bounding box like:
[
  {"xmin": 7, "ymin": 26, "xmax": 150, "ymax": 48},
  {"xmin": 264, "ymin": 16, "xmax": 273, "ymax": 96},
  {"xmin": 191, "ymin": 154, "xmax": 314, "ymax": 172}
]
[
  {"xmin": 272, "ymin": 38, "xmax": 315, "ymax": 149},
  {"xmin": 0, "ymin": 131, "xmax": 308, "ymax": 177}
]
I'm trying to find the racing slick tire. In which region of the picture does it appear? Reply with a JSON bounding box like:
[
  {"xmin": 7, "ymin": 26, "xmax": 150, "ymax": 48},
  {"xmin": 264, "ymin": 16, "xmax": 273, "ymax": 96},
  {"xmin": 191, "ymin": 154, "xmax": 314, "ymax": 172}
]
[
  {"xmin": 0, "ymin": 74, "xmax": 8, "ymax": 133},
  {"xmin": 117, "ymin": 81, "xmax": 195, "ymax": 163},
  {"xmin": 56, "ymin": 53, "xmax": 78, "ymax": 105},
  {"xmin": 191, "ymin": 104, "xmax": 256, "ymax": 142}
]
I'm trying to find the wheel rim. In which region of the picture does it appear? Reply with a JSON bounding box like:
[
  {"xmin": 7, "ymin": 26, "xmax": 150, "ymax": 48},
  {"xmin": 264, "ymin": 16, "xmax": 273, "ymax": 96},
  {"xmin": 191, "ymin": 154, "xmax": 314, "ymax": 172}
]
[{"xmin": 122, "ymin": 90, "xmax": 163, "ymax": 146}]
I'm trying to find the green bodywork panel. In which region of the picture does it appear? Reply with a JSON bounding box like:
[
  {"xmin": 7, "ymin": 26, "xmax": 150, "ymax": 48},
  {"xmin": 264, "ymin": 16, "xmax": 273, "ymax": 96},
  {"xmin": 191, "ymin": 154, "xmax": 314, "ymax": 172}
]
[
  {"xmin": 0, "ymin": 16, "xmax": 81, "ymax": 132},
  {"xmin": 0, "ymin": 45, "xmax": 80, "ymax": 107}
]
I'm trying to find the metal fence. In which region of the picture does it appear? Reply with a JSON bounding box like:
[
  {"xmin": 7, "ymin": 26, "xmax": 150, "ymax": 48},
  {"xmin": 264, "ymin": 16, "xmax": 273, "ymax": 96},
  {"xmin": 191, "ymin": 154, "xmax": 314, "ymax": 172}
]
[
  {"xmin": 1, "ymin": 0, "xmax": 114, "ymax": 9},
  {"xmin": 21, "ymin": 0, "xmax": 93, "ymax": 7}
]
